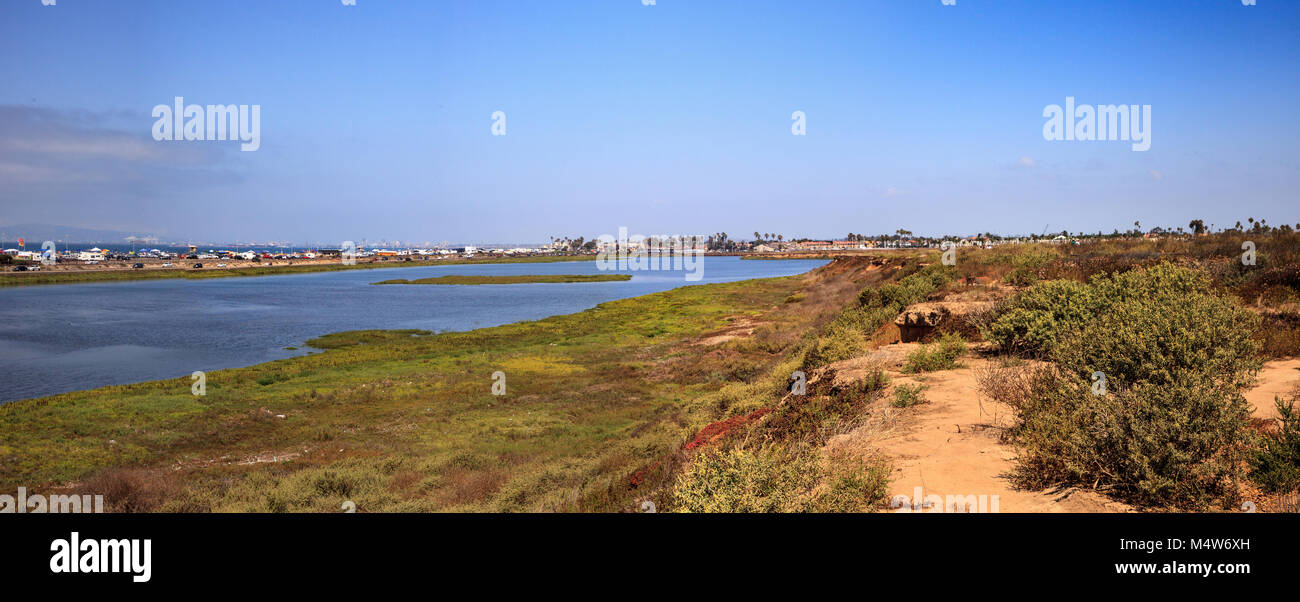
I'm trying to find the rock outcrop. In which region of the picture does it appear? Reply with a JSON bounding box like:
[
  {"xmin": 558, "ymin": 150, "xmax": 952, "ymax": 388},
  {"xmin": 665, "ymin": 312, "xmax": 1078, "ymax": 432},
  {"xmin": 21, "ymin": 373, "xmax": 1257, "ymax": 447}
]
[{"xmin": 894, "ymin": 301, "xmax": 991, "ymax": 342}]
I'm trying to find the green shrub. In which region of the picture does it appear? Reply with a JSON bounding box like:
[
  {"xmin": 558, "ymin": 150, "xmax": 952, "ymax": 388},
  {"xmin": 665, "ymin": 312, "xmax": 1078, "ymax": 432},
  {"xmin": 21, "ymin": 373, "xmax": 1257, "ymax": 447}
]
[
  {"xmin": 992, "ymin": 263, "xmax": 1262, "ymax": 508},
  {"xmin": 892, "ymin": 383, "xmax": 928, "ymax": 408},
  {"xmin": 988, "ymin": 279, "xmax": 1094, "ymax": 355},
  {"xmin": 672, "ymin": 447, "xmax": 816, "ymax": 512},
  {"xmin": 859, "ymin": 265, "xmax": 953, "ymax": 311},
  {"xmin": 813, "ymin": 451, "xmax": 893, "ymax": 513},
  {"xmin": 1251, "ymin": 395, "xmax": 1300, "ymax": 493},
  {"xmin": 671, "ymin": 446, "xmax": 890, "ymax": 513},
  {"xmin": 990, "ymin": 262, "xmax": 1225, "ymax": 358},
  {"xmin": 801, "ymin": 318, "xmax": 868, "ymax": 370},
  {"xmin": 1008, "ymin": 371, "xmax": 1253, "ymax": 508},
  {"xmin": 903, "ymin": 333, "xmax": 966, "ymax": 373}
]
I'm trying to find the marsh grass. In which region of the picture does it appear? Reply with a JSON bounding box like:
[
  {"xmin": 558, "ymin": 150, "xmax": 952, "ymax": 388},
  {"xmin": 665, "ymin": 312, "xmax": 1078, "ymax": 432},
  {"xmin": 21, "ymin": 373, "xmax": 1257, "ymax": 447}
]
[{"xmin": 0, "ymin": 267, "xmax": 849, "ymax": 512}]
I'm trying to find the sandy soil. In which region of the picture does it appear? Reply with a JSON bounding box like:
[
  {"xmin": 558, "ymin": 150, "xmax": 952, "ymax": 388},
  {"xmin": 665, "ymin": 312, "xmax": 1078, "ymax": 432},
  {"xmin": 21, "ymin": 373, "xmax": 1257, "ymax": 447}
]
[
  {"xmin": 1246, "ymin": 358, "xmax": 1300, "ymax": 424},
  {"xmin": 822, "ymin": 347, "xmax": 1300, "ymax": 513}
]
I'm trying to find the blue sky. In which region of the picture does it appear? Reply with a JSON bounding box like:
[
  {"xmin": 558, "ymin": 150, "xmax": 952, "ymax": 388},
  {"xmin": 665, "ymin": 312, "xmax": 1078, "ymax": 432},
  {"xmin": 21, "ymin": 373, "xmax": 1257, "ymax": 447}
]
[{"xmin": 1, "ymin": 0, "xmax": 1297, "ymax": 244}]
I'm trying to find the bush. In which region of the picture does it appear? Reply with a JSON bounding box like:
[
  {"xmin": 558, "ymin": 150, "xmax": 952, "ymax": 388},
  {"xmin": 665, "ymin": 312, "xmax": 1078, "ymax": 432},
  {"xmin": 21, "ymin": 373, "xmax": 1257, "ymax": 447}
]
[
  {"xmin": 859, "ymin": 265, "xmax": 952, "ymax": 311},
  {"xmin": 81, "ymin": 468, "xmax": 178, "ymax": 513},
  {"xmin": 903, "ymin": 333, "xmax": 966, "ymax": 373},
  {"xmin": 801, "ymin": 317, "xmax": 869, "ymax": 370},
  {"xmin": 988, "ymin": 279, "xmax": 1094, "ymax": 355},
  {"xmin": 988, "ymin": 263, "xmax": 1262, "ymax": 508},
  {"xmin": 814, "ymin": 451, "xmax": 893, "ymax": 513},
  {"xmin": 1006, "ymin": 370, "xmax": 1253, "ymax": 508},
  {"xmin": 671, "ymin": 446, "xmax": 890, "ymax": 513},
  {"xmin": 892, "ymin": 383, "xmax": 928, "ymax": 408},
  {"xmin": 990, "ymin": 262, "xmax": 1232, "ymax": 358},
  {"xmin": 1251, "ymin": 395, "xmax": 1300, "ymax": 493}
]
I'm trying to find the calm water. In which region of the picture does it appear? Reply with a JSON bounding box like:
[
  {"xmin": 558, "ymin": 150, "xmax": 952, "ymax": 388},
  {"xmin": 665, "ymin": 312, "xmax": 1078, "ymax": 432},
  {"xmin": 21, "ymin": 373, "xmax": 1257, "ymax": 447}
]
[{"xmin": 0, "ymin": 257, "xmax": 825, "ymax": 402}]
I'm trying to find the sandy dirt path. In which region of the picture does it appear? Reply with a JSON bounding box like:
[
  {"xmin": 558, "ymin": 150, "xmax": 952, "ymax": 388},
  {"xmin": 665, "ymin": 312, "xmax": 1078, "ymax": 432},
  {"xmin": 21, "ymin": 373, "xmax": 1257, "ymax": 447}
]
[
  {"xmin": 1245, "ymin": 358, "xmax": 1300, "ymax": 423},
  {"xmin": 827, "ymin": 351, "xmax": 1300, "ymax": 513},
  {"xmin": 826, "ymin": 351, "xmax": 1129, "ymax": 513}
]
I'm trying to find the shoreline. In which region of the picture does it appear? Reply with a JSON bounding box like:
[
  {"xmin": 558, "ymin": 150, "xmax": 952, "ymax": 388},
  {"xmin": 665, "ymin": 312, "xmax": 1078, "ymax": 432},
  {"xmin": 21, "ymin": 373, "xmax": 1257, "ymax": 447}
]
[
  {"xmin": 0, "ymin": 254, "xmax": 597, "ymax": 287},
  {"xmin": 0, "ymin": 256, "xmax": 828, "ymax": 404}
]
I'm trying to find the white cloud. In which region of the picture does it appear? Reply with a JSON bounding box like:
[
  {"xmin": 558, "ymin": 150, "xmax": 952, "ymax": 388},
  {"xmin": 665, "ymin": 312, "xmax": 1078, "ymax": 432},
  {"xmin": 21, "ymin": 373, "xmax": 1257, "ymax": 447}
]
[{"xmin": 1017, "ymin": 155, "xmax": 1037, "ymax": 168}]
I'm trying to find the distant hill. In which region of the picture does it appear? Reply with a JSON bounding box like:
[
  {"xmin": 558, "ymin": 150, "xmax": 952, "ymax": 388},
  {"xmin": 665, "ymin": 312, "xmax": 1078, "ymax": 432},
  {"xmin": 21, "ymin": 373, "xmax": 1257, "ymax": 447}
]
[{"xmin": 0, "ymin": 223, "xmax": 168, "ymax": 245}]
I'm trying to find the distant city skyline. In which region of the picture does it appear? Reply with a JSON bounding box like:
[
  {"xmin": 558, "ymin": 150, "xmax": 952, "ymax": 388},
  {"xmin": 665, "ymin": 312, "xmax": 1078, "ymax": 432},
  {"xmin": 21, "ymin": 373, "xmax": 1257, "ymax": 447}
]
[{"xmin": 2, "ymin": 1, "xmax": 1297, "ymax": 242}]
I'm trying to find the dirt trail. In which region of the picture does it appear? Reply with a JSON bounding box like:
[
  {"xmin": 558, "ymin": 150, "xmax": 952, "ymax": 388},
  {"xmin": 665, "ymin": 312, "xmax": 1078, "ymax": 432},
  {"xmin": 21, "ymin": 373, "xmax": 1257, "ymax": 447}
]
[
  {"xmin": 825, "ymin": 349, "xmax": 1128, "ymax": 512},
  {"xmin": 826, "ymin": 351, "xmax": 1300, "ymax": 513},
  {"xmin": 1246, "ymin": 358, "xmax": 1300, "ymax": 423}
]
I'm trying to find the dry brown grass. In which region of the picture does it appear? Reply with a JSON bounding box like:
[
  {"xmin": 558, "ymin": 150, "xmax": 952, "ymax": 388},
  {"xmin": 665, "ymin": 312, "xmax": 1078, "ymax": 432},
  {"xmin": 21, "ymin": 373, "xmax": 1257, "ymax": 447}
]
[
  {"xmin": 438, "ymin": 468, "xmax": 508, "ymax": 507},
  {"xmin": 80, "ymin": 467, "xmax": 179, "ymax": 513}
]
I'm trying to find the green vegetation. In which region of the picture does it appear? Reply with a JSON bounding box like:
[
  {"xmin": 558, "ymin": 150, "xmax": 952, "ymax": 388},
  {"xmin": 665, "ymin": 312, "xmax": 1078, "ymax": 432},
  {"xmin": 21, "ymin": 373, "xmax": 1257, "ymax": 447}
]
[
  {"xmin": 986, "ymin": 279, "xmax": 1093, "ymax": 355},
  {"xmin": 0, "ymin": 255, "xmax": 596, "ymax": 287},
  {"xmin": 372, "ymin": 274, "xmax": 631, "ymax": 285},
  {"xmin": 1251, "ymin": 394, "xmax": 1300, "ymax": 494},
  {"xmin": 891, "ymin": 383, "xmax": 928, "ymax": 408},
  {"xmin": 902, "ymin": 333, "xmax": 966, "ymax": 373},
  {"xmin": 672, "ymin": 350, "xmax": 894, "ymax": 512},
  {"xmin": 0, "ymin": 269, "xmax": 832, "ymax": 512},
  {"xmin": 984, "ymin": 263, "xmax": 1262, "ymax": 508},
  {"xmin": 671, "ymin": 446, "xmax": 889, "ymax": 512},
  {"xmin": 306, "ymin": 329, "xmax": 434, "ymax": 349},
  {"xmin": 802, "ymin": 262, "xmax": 954, "ymax": 371}
]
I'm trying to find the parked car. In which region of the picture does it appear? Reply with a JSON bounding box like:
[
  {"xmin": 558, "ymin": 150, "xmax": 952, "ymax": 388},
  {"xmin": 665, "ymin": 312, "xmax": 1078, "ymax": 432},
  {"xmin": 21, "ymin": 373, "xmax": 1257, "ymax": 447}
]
[
  {"xmin": 192, "ymin": 263, "xmax": 203, "ymax": 269},
  {"xmin": 216, "ymin": 263, "xmax": 227, "ymax": 268},
  {"xmin": 12, "ymin": 265, "xmax": 28, "ymax": 272},
  {"xmin": 161, "ymin": 262, "xmax": 173, "ymax": 267},
  {"xmin": 132, "ymin": 263, "xmax": 144, "ymax": 269}
]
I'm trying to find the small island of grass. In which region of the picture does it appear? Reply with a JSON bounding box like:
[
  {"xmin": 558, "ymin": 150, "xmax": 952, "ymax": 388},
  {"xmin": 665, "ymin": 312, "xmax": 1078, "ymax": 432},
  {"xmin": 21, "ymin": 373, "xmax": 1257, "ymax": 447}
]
[{"xmin": 371, "ymin": 274, "xmax": 632, "ymax": 286}]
